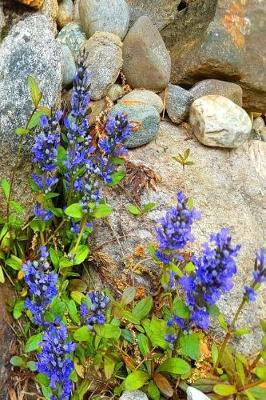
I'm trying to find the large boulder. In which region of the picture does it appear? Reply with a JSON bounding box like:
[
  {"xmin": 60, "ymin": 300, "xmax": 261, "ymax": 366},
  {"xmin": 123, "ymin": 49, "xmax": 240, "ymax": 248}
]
[
  {"xmin": 93, "ymin": 121, "xmax": 266, "ymax": 354},
  {"xmin": 161, "ymin": 0, "xmax": 266, "ymax": 112}
]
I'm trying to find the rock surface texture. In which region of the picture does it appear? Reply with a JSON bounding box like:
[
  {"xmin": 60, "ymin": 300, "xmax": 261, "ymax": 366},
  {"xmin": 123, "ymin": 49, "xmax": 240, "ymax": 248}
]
[
  {"xmin": 79, "ymin": 0, "xmax": 129, "ymax": 39},
  {"xmin": 120, "ymin": 391, "xmax": 149, "ymax": 400},
  {"xmin": 119, "ymin": 89, "xmax": 164, "ymax": 114},
  {"xmin": 57, "ymin": 22, "xmax": 86, "ymax": 60},
  {"xmin": 82, "ymin": 32, "xmax": 123, "ymax": 100},
  {"xmin": 166, "ymin": 84, "xmax": 194, "ymax": 123},
  {"xmin": 162, "ymin": 0, "xmax": 266, "ymax": 112},
  {"xmin": 57, "ymin": 0, "xmax": 74, "ymax": 28},
  {"xmin": 123, "ymin": 16, "xmax": 171, "ymax": 92},
  {"xmin": 190, "ymin": 95, "xmax": 252, "ymax": 148},
  {"xmin": 94, "ymin": 121, "xmax": 266, "ymax": 355}
]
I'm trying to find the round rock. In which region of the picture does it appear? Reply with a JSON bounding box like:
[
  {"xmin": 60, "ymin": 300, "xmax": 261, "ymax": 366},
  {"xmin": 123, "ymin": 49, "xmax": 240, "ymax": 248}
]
[
  {"xmin": 79, "ymin": 0, "xmax": 129, "ymax": 39},
  {"xmin": 190, "ymin": 95, "xmax": 252, "ymax": 148},
  {"xmin": 120, "ymin": 391, "xmax": 148, "ymax": 400},
  {"xmin": 166, "ymin": 84, "xmax": 194, "ymax": 123},
  {"xmin": 109, "ymin": 103, "xmax": 160, "ymax": 148},
  {"xmin": 119, "ymin": 89, "xmax": 164, "ymax": 113},
  {"xmin": 82, "ymin": 32, "xmax": 123, "ymax": 100},
  {"xmin": 107, "ymin": 84, "xmax": 125, "ymax": 101},
  {"xmin": 57, "ymin": 22, "xmax": 86, "ymax": 60},
  {"xmin": 189, "ymin": 79, "xmax": 243, "ymax": 107},
  {"xmin": 57, "ymin": 0, "xmax": 74, "ymax": 28},
  {"xmin": 123, "ymin": 16, "xmax": 171, "ymax": 92},
  {"xmin": 58, "ymin": 42, "xmax": 76, "ymax": 87}
]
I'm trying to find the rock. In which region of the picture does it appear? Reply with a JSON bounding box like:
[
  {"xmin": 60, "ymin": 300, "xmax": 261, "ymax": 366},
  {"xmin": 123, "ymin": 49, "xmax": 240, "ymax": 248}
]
[
  {"xmin": 127, "ymin": 0, "xmax": 180, "ymax": 31},
  {"xmin": 107, "ymin": 84, "xmax": 125, "ymax": 101},
  {"xmin": 57, "ymin": 0, "xmax": 74, "ymax": 28},
  {"xmin": 16, "ymin": 0, "xmax": 44, "ymax": 8},
  {"xmin": 187, "ymin": 387, "xmax": 210, "ymax": 400},
  {"xmin": 88, "ymin": 99, "xmax": 106, "ymax": 125},
  {"xmin": 81, "ymin": 32, "xmax": 123, "ymax": 100},
  {"xmin": 0, "ymin": 14, "xmax": 62, "ymax": 155},
  {"xmin": 59, "ymin": 43, "xmax": 76, "ymax": 87},
  {"xmin": 73, "ymin": 0, "xmax": 80, "ymax": 21},
  {"xmin": 57, "ymin": 22, "xmax": 86, "ymax": 60},
  {"xmin": 190, "ymin": 95, "xmax": 252, "ymax": 148},
  {"xmin": 259, "ymin": 127, "xmax": 266, "ymax": 142},
  {"xmin": 120, "ymin": 391, "xmax": 149, "ymax": 400},
  {"xmin": 119, "ymin": 89, "xmax": 164, "ymax": 114},
  {"xmin": 189, "ymin": 79, "xmax": 243, "ymax": 107},
  {"xmin": 252, "ymin": 117, "xmax": 265, "ymax": 132},
  {"xmin": 41, "ymin": 0, "xmax": 59, "ymax": 20},
  {"xmin": 93, "ymin": 120, "xmax": 266, "ymax": 355},
  {"xmin": 79, "ymin": 0, "xmax": 129, "ymax": 40},
  {"xmin": 109, "ymin": 103, "xmax": 160, "ymax": 148},
  {"xmin": 123, "ymin": 16, "xmax": 171, "ymax": 92},
  {"xmin": 166, "ymin": 84, "xmax": 194, "ymax": 123},
  {"xmin": 0, "ymin": 5, "xmax": 5, "ymax": 37},
  {"xmin": 161, "ymin": 0, "xmax": 266, "ymax": 112}
]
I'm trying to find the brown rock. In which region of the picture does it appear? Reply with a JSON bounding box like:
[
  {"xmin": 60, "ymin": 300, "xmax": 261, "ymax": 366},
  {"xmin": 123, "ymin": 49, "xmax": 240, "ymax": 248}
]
[
  {"xmin": 162, "ymin": 0, "xmax": 266, "ymax": 112},
  {"xmin": 16, "ymin": 0, "xmax": 44, "ymax": 8}
]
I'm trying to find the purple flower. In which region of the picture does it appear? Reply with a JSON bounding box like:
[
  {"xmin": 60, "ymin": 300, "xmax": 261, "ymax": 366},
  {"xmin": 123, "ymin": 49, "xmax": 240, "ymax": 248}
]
[
  {"xmin": 79, "ymin": 291, "xmax": 110, "ymax": 329},
  {"xmin": 253, "ymin": 248, "xmax": 266, "ymax": 284},
  {"xmin": 34, "ymin": 203, "xmax": 53, "ymax": 222},
  {"xmin": 244, "ymin": 286, "xmax": 256, "ymax": 302},
  {"xmin": 99, "ymin": 112, "xmax": 132, "ymax": 156},
  {"xmin": 165, "ymin": 333, "xmax": 177, "ymax": 349}
]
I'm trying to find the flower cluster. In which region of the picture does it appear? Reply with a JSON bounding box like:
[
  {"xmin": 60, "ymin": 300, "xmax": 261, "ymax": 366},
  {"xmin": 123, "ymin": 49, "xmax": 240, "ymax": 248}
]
[
  {"xmin": 180, "ymin": 228, "xmax": 240, "ymax": 329},
  {"xmin": 80, "ymin": 291, "xmax": 110, "ymax": 329},
  {"xmin": 99, "ymin": 112, "xmax": 132, "ymax": 156},
  {"xmin": 37, "ymin": 318, "xmax": 75, "ymax": 400},
  {"xmin": 244, "ymin": 248, "xmax": 266, "ymax": 302},
  {"xmin": 23, "ymin": 246, "xmax": 58, "ymax": 325}
]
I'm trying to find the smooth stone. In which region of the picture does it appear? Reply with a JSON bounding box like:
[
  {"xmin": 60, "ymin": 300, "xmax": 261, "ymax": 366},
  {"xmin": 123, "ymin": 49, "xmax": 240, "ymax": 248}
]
[
  {"xmin": 16, "ymin": 0, "xmax": 44, "ymax": 8},
  {"xmin": 109, "ymin": 103, "xmax": 160, "ymax": 148},
  {"xmin": 166, "ymin": 84, "xmax": 194, "ymax": 123},
  {"xmin": 57, "ymin": 22, "xmax": 86, "ymax": 60},
  {"xmin": 57, "ymin": 0, "xmax": 74, "ymax": 28},
  {"xmin": 190, "ymin": 95, "xmax": 252, "ymax": 148},
  {"xmin": 41, "ymin": 0, "xmax": 59, "ymax": 20},
  {"xmin": 189, "ymin": 79, "xmax": 243, "ymax": 107},
  {"xmin": 252, "ymin": 116, "xmax": 265, "ymax": 132},
  {"xmin": 0, "ymin": 5, "xmax": 5, "ymax": 37},
  {"xmin": 58, "ymin": 42, "xmax": 76, "ymax": 87},
  {"xmin": 82, "ymin": 32, "xmax": 123, "ymax": 100},
  {"xmin": 187, "ymin": 387, "xmax": 210, "ymax": 400},
  {"xmin": 120, "ymin": 391, "xmax": 148, "ymax": 400},
  {"xmin": 119, "ymin": 89, "xmax": 164, "ymax": 113},
  {"xmin": 260, "ymin": 127, "xmax": 266, "ymax": 142},
  {"xmin": 79, "ymin": 0, "xmax": 129, "ymax": 39},
  {"xmin": 123, "ymin": 16, "xmax": 171, "ymax": 92},
  {"xmin": 107, "ymin": 84, "xmax": 125, "ymax": 101}
]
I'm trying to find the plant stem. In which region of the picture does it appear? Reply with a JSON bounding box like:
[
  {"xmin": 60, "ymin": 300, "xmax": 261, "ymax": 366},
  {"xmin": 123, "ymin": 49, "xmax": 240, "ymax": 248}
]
[
  {"xmin": 238, "ymin": 379, "xmax": 264, "ymax": 392},
  {"xmin": 44, "ymin": 219, "xmax": 66, "ymax": 245},
  {"xmin": 72, "ymin": 216, "xmax": 87, "ymax": 254},
  {"xmin": 249, "ymin": 352, "xmax": 262, "ymax": 371}
]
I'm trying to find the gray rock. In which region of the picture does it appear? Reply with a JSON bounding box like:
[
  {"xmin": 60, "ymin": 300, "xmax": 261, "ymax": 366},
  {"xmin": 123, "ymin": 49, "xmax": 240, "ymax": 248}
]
[
  {"xmin": 120, "ymin": 391, "xmax": 148, "ymax": 400},
  {"xmin": 93, "ymin": 121, "xmax": 266, "ymax": 355},
  {"xmin": 120, "ymin": 89, "xmax": 164, "ymax": 113},
  {"xmin": 123, "ymin": 16, "xmax": 171, "ymax": 92},
  {"xmin": 57, "ymin": 22, "xmax": 86, "ymax": 60},
  {"xmin": 82, "ymin": 32, "xmax": 123, "ymax": 100},
  {"xmin": 190, "ymin": 95, "xmax": 252, "ymax": 148},
  {"xmin": 0, "ymin": 5, "xmax": 5, "ymax": 38},
  {"xmin": 59, "ymin": 43, "xmax": 76, "ymax": 87},
  {"xmin": 189, "ymin": 79, "xmax": 243, "ymax": 107},
  {"xmin": 0, "ymin": 14, "xmax": 62, "ymax": 154},
  {"xmin": 107, "ymin": 84, "xmax": 125, "ymax": 101},
  {"xmin": 57, "ymin": 0, "xmax": 74, "ymax": 28},
  {"xmin": 260, "ymin": 127, "xmax": 266, "ymax": 142},
  {"xmin": 252, "ymin": 116, "xmax": 265, "ymax": 132},
  {"xmin": 79, "ymin": 0, "xmax": 129, "ymax": 39},
  {"xmin": 109, "ymin": 103, "xmax": 160, "ymax": 148},
  {"xmin": 166, "ymin": 84, "xmax": 194, "ymax": 123}
]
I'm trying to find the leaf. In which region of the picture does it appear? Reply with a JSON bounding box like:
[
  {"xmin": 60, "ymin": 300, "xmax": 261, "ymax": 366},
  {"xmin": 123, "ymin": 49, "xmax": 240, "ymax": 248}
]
[
  {"xmin": 179, "ymin": 333, "xmax": 200, "ymax": 361},
  {"xmin": 255, "ymin": 366, "xmax": 266, "ymax": 380},
  {"xmin": 65, "ymin": 203, "xmax": 83, "ymax": 219},
  {"xmin": 121, "ymin": 287, "xmax": 136, "ymax": 305},
  {"xmin": 27, "ymin": 111, "xmax": 45, "ymax": 130},
  {"xmin": 132, "ymin": 296, "xmax": 153, "ymax": 320},
  {"xmin": 69, "ymin": 279, "xmax": 87, "ymax": 293},
  {"xmin": 73, "ymin": 245, "xmax": 89, "ymax": 265},
  {"xmin": 260, "ymin": 320, "xmax": 266, "ymax": 334},
  {"xmin": 104, "ymin": 356, "xmax": 116, "ymax": 380},
  {"xmin": 233, "ymin": 328, "xmax": 252, "ymax": 336},
  {"xmin": 94, "ymin": 324, "xmax": 121, "ymax": 340},
  {"xmin": 147, "ymin": 381, "xmax": 160, "ymax": 400},
  {"xmin": 0, "ymin": 266, "xmax": 4, "ymax": 283},
  {"xmin": 10, "ymin": 356, "xmax": 24, "ymax": 367},
  {"xmin": 5, "ymin": 255, "xmax": 22, "ymax": 271},
  {"xmin": 28, "ymin": 76, "xmax": 42, "ymax": 107},
  {"xmin": 122, "ymin": 310, "xmax": 140, "ymax": 325},
  {"xmin": 157, "ymin": 357, "xmax": 191, "ymax": 376},
  {"xmin": 127, "ymin": 203, "xmax": 142, "ymax": 216},
  {"xmin": 71, "ymin": 291, "xmax": 85, "ymax": 305},
  {"xmin": 143, "ymin": 318, "xmax": 168, "ymax": 349},
  {"xmin": 153, "ymin": 373, "xmax": 174, "ymax": 397},
  {"xmin": 214, "ymin": 384, "xmax": 237, "ymax": 396},
  {"xmin": 93, "ymin": 203, "xmax": 112, "ymax": 218},
  {"xmin": 143, "ymin": 202, "xmax": 156, "ymax": 213},
  {"xmin": 25, "ymin": 333, "xmax": 43, "ymax": 353},
  {"xmin": 108, "ymin": 170, "xmax": 126, "ymax": 186},
  {"xmin": 10, "ymin": 201, "xmax": 24, "ymax": 214},
  {"xmin": 71, "ymin": 379, "xmax": 91, "ymax": 400},
  {"xmin": 124, "ymin": 370, "xmax": 149, "ymax": 390},
  {"xmin": 211, "ymin": 343, "xmax": 219, "ymax": 365},
  {"xmin": 15, "ymin": 127, "xmax": 29, "ymax": 136},
  {"xmin": 1, "ymin": 178, "xmax": 10, "ymax": 199},
  {"xmin": 49, "ymin": 248, "xmax": 59, "ymax": 268},
  {"xmin": 13, "ymin": 299, "xmax": 24, "ymax": 319},
  {"xmin": 137, "ymin": 334, "xmax": 150, "ymax": 357},
  {"xmin": 66, "ymin": 299, "xmax": 80, "ymax": 324},
  {"xmin": 26, "ymin": 361, "xmax": 37, "ymax": 371},
  {"xmin": 172, "ymin": 298, "xmax": 189, "ymax": 319},
  {"xmin": 73, "ymin": 326, "xmax": 92, "ymax": 342}
]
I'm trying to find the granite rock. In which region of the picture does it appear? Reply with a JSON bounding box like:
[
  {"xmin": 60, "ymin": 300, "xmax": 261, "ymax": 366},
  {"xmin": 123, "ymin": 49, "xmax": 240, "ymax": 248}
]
[
  {"xmin": 57, "ymin": 0, "xmax": 74, "ymax": 28},
  {"xmin": 57, "ymin": 22, "xmax": 86, "ymax": 60},
  {"xmin": 119, "ymin": 89, "xmax": 164, "ymax": 113},
  {"xmin": 166, "ymin": 84, "xmax": 194, "ymax": 123}
]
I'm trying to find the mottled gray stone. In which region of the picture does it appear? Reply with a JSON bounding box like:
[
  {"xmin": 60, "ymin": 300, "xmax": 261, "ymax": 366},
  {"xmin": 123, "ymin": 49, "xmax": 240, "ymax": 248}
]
[
  {"xmin": 0, "ymin": 14, "xmax": 62, "ymax": 154},
  {"xmin": 57, "ymin": 22, "xmax": 86, "ymax": 60},
  {"xmin": 166, "ymin": 84, "xmax": 194, "ymax": 123},
  {"xmin": 59, "ymin": 42, "xmax": 76, "ymax": 87},
  {"xmin": 120, "ymin": 89, "xmax": 164, "ymax": 113},
  {"xmin": 109, "ymin": 103, "xmax": 160, "ymax": 148},
  {"xmin": 123, "ymin": 16, "xmax": 171, "ymax": 92},
  {"xmin": 190, "ymin": 95, "xmax": 252, "ymax": 148},
  {"xmin": 82, "ymin": 32, "xmax": 123, "ymax": 100},
  {"xmin": 79, "ymin": 0, "xmax": 129, "ymax": 39},
  {"xmin": 189, "ymin": 79, "xmax": 243, "ymax": 107},
  {"xmin": 120, "ymin": 391, "xmax": 148, "ymax": 400},
  {"xmin": 57, "ymin": 0, "xmax": 74, "ymax": 28},
  {"xmin": 107, "ymin": 84, "xmax": 125, "ymax": 101}
]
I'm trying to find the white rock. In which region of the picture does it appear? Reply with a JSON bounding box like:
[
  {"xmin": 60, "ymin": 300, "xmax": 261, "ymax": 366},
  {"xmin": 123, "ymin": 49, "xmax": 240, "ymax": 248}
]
[
  {"xmin": 187, "ymin": 386, "xmax": 211, "ymax": 400},
  {"xmin": 190, "ymin": 95, "xmax": 252, "ymax": 148},
  {"xmin": 120, "ymin": 391, "xmax": 148, "ymax": 400}
]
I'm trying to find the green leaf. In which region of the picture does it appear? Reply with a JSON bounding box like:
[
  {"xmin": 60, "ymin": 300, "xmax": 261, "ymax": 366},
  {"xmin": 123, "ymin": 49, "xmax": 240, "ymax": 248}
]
[
  {"xmin": 50, "ymin": 297, "xmax": 66, "ymax": 318},
  {"xmin": 65, "ymin": 203, "xmax": 83, "ymax": 219},
  {"xmin": 57, "ymin": 146, "xmax": 67, "ymax": 172},
  {"xmin": 248, "ymin": 387, "xmax": 266, "ymax": 399},
  {"xmin": 104, "ymin": 356, "xmax": 116, "ymax": 379},
  {"xmin": 184, "ymin": 261, "xmax": 195, "ymax": 273},
  {"xmin": 59, "ymin": 256, "xmax": 73, "ymax": 268},
  {"xmin": 213, "ymin": 384, "xmax": 237, "ymax": 396},
  {"xmin": 127, "ymin": 203, "xmax": 142, "ymax": 216},
  {"xmin": 143, "ymin": 318, "xmax": 168, "ymax": 349},
  {"xmin": 71, "ymin": 291, "xmax": 85, "ymax": 304},
  {"xmin": 109, "ymin": 170, "xmax": 126, "ymax": 186},
  {"xmin": 147, "ymin": 381, "xmax": 160, "ymax": 400},
  {"xmin": 211, "ymin": 343, "xmax": 219, "ymax": 365},
  {"xmin": 173, "ymin": 298, "xmax": 189, "ymax": 319},
  {"xmin": 49, "ymin": 248, "xmax": 59, "ymax": 268},
  {"xmin": 1, "ymin": 178, "xmax": 10, "ymax": 199},
  {"xmin": 122, "ymin": 310, "xmax": 140, "ymax": 325},
  {"xmin": 137, "ymin": 334, "xmax": 150, "ymax": 357},
  {"xmin": 255, "ymin": 366, "xmax": 266, "ymax": 380},
  {"xmin": 10, "ymin": 356, "xmax": 24, "ymax": 367},
  {"xmin": 0, "ymin": 266, "xmax": 4, "ymax": 283},
  {"xmin": 132, "ymin": 296, "xmax": 153, "ymax": 320},
  {"xmin": 143, "ymin": 202, "xmax": 156, "ymax": 213},
  {"xmin": 157, "ymin": 357, "xmax": 191, "ymax": 376},
  {"xmin": 121, "ymin": 287, "xmax": 136, "ymax": 305},
  {"xmin": 233, "ymin": 328, "xmax": 252, "ymax": 336},
  {"xmin": 15, "ymin": 127, "xmax": 29, "ymax": 136},
  {"xmin": 26, "ymin": 361, "xmax": 37, "ymax": 371},
  {"xmin": 94, "ymin": 324, "xmax": 121, "ymax": 340},
  {"xmin": 27, "ymin": 111, "xmax": 44, "ymax": 130},
  {"xmin": 66, "ymin": 299, "xmax": 80, "ymax": 324},
  {"xmin": 179, "ymin": 333, "xmax": 200, "ymax": 361},
  {"xmin": 72, "ymin": 245, "xmax": 89, "ymax": 265},
  {"xmin": 13, "ymin": 299, "xmax": 24, "ymax": 319},
  {"xmin": 260, "ymin": 320, "xmax": 266, "ymax": 334},
  {"xmin": 25, "ymin": 333, "xmax": 43, "ymax": 353},
  {"xmin": 124, "ymin": 370, "xmax": 149, "ymax": 390},
  {"xmin": 73, "ymin": 326, "xmax": 92, "ymax": 342},
  {"xmin": 28, "ymin": 75, "xmax": 42, "ymax": 107},
  {"xmin": 218, "ymin": 314, "xmax": 228, "ymax": 330},
  {"xmin": 10, "ymin": 200, "xmax": 25, "ymax": 214},
  {"xmin": 93, "ymin": 203, "xmax": 112, "ymax": 218},
  {"xmin": 30, "ymin": 219, "xmax": 46, "ymax": 232}
]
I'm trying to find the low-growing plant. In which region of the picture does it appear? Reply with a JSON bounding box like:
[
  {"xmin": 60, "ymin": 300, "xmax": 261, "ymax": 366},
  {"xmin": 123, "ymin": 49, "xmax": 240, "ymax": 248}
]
[{"xmin": 1, "ymin": 63, "xmax": 265, "ymax": 400}]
